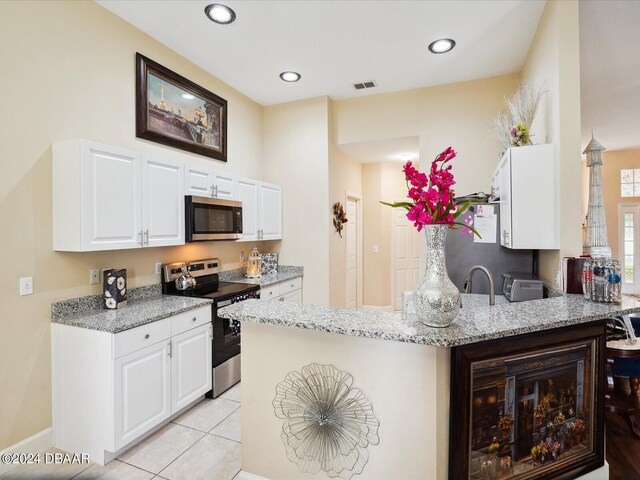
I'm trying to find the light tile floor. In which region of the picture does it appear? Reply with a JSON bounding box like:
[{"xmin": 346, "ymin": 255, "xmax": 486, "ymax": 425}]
[{"xmin": 1, "ymin": 383, "xmax": 243, "ymax": 480}]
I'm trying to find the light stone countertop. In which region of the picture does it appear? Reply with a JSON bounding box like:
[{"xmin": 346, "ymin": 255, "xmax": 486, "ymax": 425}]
[
  {"xmin": 218, "ymin": 293, "xmax": 640, "ymax": 347},
  {"xmin": 51, "ymin": 295, "xmax": 212, "ymax": 333},
  {"xmin": 218, "ymin": 265, "xmax": 303, "ymax": 288}
]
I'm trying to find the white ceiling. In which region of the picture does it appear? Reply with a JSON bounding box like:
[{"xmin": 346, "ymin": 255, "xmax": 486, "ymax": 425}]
[
  {"xmin": 97, "ymin": 0, "xmax": 545, "ymax": 106},
  {"xmin": 338, "ymin": 136, "xmax": 419, "ymax": 164},
  {"xmin": 580, "ymin": 1, "xmax": 640, "ymax": 151}
]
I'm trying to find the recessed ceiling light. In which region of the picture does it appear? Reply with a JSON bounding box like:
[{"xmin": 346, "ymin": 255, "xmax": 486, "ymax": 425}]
[
  {"xmin": 428, "ymin": 38, "xmax": 456, "ymax": 54},
  {"xmin": 204, "ymin": 4, "xmax": 236, "ymax": 24},
  {"xmin": 279, "ymin": 71, "xmax": 301, "ymax": 83},
  {"xmin": 182, "ymin": 93, "xmax": 195, "ymax": 100}
]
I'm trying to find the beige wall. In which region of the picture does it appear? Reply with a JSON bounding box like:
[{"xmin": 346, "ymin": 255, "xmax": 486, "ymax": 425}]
[
  {"xmin": 521, "ymin": 0, "xmax": 582, "ymax": 286},
  {"xmin": 601, "ymin": 149, "xmax": 640, "ymax": 259},
  {"xmin": 333, "ymin": 75, "xmax": 519, "ymax": 197},
  {"xmin": 263, "ymin": 97, "xmax": 331, "ymax": 305},
  {"xmin": 328, "ymin": 148, "xmax": 362, "ymax": 307},
  {"xmin": 0, "ymin": 0, "xmax": 275, "ymax": 450}
]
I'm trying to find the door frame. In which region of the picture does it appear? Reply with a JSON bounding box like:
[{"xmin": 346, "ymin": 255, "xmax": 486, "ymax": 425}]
[
  {"xmin": 345, "ymin": 191, "xmax": 363, "ymax": 309},
  {"xmin": 619, "ymin": 203, "xmax": 640, "ymax": 293}
]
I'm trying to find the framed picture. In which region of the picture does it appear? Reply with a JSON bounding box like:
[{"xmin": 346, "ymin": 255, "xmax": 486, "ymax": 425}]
[
  {"xmin": 136, "ymin": 53, "xmax": 227, "ymax": 161},
  {"xmin": 449, "ymin": 321, "xmax": 606, "ymax": 480}
]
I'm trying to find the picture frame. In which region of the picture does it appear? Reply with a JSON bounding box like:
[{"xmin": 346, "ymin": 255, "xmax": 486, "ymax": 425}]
[
  {"xmin": 136, "ymin": 53, "xmax": 227, "ymax": 161},
  {"xmin": 449, "ymin": 321, "xmax": 606, "ymax": 480}
]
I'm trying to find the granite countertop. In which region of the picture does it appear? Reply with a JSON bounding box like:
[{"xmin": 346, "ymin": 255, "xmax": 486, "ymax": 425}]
[
  {"xmin": 218, "ymin": 293, "xmax": 640, "ymax": 347},
  {"xmin": 51, "ymin": 285, "xmax": 212, "ymax": 333},
  {"xmin": 219, "ymin": 265, "xmax": 303, "ymax": 288}
]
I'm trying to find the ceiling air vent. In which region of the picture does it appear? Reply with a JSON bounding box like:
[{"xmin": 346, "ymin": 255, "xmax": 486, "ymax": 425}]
[{"xmin": 353, "ymin": 81, "xmax": 376, "ymax": 90}]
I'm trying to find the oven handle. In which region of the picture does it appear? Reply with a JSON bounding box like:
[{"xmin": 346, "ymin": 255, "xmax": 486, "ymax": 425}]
[{"xmin": 218, "ymin": 299, "xmax": 233, "ymax": 308}]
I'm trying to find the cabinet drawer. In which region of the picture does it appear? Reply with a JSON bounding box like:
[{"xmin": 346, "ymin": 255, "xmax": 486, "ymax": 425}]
[
  {"xmin": 171, "ymin": 306, "xmax": 211, "ymax": 336},
  {"xmin": 260, "ymin": 284, "xmax": 282, "ymax": 300},
  {"xmin": 113, "ymin": 318, "xmax": 172, "ymax": 359},
  {"xmin": 280, "ymin": 277, "xmax": 302, "ymax": 295}
]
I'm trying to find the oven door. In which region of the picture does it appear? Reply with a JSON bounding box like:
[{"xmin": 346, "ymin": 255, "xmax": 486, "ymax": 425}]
[
  {"xmin": 185, "ymin": 196, "xmax": 243, "ymax": 241},
  {"xmin": 212, "ymin": 290, "xmax": 259, "ymax": 367}
]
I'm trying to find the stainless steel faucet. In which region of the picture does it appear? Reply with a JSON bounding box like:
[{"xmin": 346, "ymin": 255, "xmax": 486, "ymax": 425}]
[{"xmin": 463, "ymin": 266, "xmax": 495, "ymax": 306}]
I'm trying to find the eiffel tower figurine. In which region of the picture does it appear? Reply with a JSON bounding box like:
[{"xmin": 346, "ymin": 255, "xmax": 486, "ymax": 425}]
[{"xmin": 583, "ymin": 131, "xmax": 612, "ymax": 258}]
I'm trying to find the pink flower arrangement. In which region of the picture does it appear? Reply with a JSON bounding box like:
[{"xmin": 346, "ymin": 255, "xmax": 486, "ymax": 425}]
[{"xmin": 382, "ymin": 147, "xmax": 480, "ymax": 236}]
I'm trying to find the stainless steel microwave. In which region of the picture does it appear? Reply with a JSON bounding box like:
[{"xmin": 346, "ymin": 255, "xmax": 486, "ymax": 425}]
[{"xmin": 185, "ymin": 196, "xmax": 243, "ymax": 241}]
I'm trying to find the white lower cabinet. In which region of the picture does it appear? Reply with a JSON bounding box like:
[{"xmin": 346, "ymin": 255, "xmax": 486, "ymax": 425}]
[
  {"xmin": 114, "ymin": 340, "xmax": 171, "ymax": 450},
  {"xmin": 259, "ymin": 277, "xmax": 303, "ymax": 303},
  {"xmin": 171, "ymin": 324, "xmax": 212, "ymax": 412},
  {"xmin": 52, "ymin": 306, "xmax": 212, "ymax": 465}
]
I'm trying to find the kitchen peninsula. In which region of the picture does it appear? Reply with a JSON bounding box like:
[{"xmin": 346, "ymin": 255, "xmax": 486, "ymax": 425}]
[{"xmin": 220, "ymin": 294, "xmax": 640, "ymax": 480}]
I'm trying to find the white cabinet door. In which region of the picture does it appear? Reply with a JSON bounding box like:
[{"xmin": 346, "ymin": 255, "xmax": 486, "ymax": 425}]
[
  {"xmin": 238, "ymin": 177, "xmax": 260, "ymax": 241},
  {"xmin": 282, "ymin": 290, "xmax": 302, "ymax": 304},
  {"xmin": 259, "ymin": 182, "xmax": 283, "ymax": 240},
  {"xmin": 213, "ymin": 172, "xmax": 237, "ymax": 200},
  {"xmin": 171, "ymin": 324, "xmax": 212, "ymax": 412},
  {"xmin": 114, "ymin": 340, "xmax": 171, "ymax": 450},
  {"xmin": 498, "ymin": 154, "xmax": 512, "ymax": 248},
  {"xmin": 142, "ymin": 156, "xmax": 185, "ymax": 247},
  {"xmin": 81, "ymin": 142, "xmax": 143, "ymax": 251},
  {"xmin": 185, "ymin": 164, "xmax": 214, "ymax": 197}
]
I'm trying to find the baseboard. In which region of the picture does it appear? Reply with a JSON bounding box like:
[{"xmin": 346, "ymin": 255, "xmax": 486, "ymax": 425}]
[
  {"xmin": 361, "ymin": 304, "xmax": 394, "ymax": 312},
  {"xmin": 235, "ymin": 471, "xmax": 270, "ymax": 480},
  {"xmin": 0, "ymin": 428, "xmax": 53, "ymax": 475}
]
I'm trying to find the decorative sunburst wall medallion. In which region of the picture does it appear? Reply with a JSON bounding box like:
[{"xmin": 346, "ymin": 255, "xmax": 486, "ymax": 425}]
[{"xmin": 272, "ymin": 364, "xmax": 380, "ymax": 479}]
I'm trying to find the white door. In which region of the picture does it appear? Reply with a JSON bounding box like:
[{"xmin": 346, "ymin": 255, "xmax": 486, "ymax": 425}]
[
  {"xmin": 185, "ymin": 164, "xmax": 214, "ymax": 197},
  {"xmin": 345, "ymin": 198, "xmax": 358, "ymax": 309},
  {"xmin": 213, "ymin": 172, "xmax": 237, "ymax": 200},
  {"xmin": 142, "ymin": 156, "xmax": 185, "ymax": 247},
  {"xmin": 392, "ymin": 208, "xmax": 420, "ymax": 310},
  {"xmin": 171, "ymin": 324, "xmax": 212, "ymax": 412},
  {"xmin": 237, "ymin": 177, "xmax": 259, "ymax": 241},
  {"xmin": 81, "ymin": 142, "xmax": 142, "ymax": 251},
  {"xmin": 259, "ymin": 182, "xmax": 283, "ymax": 240},
  {"xmin": 114, "ymin": 341, "xmax": 171, "ymax": 449},
  {"xmin": 620, "ymin": 205, "xmax": 640, "ymax": 293}
]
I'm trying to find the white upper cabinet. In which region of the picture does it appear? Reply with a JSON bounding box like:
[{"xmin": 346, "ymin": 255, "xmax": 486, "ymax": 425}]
[
  {"xmin": 259, "ymin": 182, "xmax": 283, "ymax": 240},
  {"xmin": 185, "ymin": 164, "xmax": 215, "ymax": 197},
  {"xmin": 53, "ymin": 140, "xmax": 184, "ymax": 251},
  {"xmin": 237, "ymin": 177, "xmax": 260, "ymax": 241},
  {"xmin": 492, "ymin": 144, "xmax": 558, "ymax": 250},
  {"xmin": 237, "ymin": 178, "xmax": 282, "ymax": 241},
  {"xmin": 184, "ymin": 163, "xmax": 237, "ymax": 200},
  {"xmin": 142, "ymin": 155, "xmax": 184, "ymax": 248}
]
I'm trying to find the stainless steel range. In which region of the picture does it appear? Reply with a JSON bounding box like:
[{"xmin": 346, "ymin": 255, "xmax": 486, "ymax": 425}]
[{"xmin": 162, "ymin": 258, "xmax": 259, "ymax": 398}]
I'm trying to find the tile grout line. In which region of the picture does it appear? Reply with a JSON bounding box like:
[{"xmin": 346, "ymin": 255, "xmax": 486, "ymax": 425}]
[
  {"xmin": 208, "ymin": 405, "xmax": 241, "ymax": 434},
  {"xmin": 154, "ymin": 429, "xmax": 209, "ymax": 478},
  {"xmin": 208, "ymin": 431, "xmax": 241, "ymax": 445},
  {"xmin": 115, "ymin": 458, "xmax": 168, "ymax": 477}
]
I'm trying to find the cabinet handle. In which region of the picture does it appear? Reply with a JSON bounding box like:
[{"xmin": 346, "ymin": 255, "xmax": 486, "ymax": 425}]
[
  {"xmin": 144, "ymin": 334, "xmax": 149, "ymax": 339},
  {"xmin": 192, "ymin": 316, "xmax": 197, "ymax": 322},
  {"xmin": 144, "ymin": 230, "xmax": 149, "ymax": 246},
  {"xmin": 209, "ymin": 325, "xmax": 213, "ymax": 340},
  {"xmin": 138, "ymin": 230, "xmax": 143, "ymax": 246},
  {"xmin": 168, "ymin": 341, "xmax": 172, "ymax": 358},
  {"xmin": 279, "ymin": 297, "xmax": 285, "ymax": 302},
  {"xmin": 215, "ymin": 185, "xmax": 218, "ymax": 197},
  {"xmin": 210, "ymin": 185, "xmax": 215, "ymax": 198}
]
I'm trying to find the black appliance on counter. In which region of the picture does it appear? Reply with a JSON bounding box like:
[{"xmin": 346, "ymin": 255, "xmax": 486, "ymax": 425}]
[
  {"xmin": 185, "ymin": 196, "xmax": 243, "ymax": 242},
  {"xmin": 162, "ymin": 258, "xmax": 259, "ymax": 398}
]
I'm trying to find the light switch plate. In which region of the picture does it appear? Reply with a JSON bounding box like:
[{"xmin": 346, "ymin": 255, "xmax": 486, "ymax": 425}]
[
  {"xmin": 373, "ymin": 245, "xmax": 379, "ymax": 254},
  {"xmin": 20, "ymin": 277, "xmax": 33, "ymax": 296},
  {"xmin": 90, "ymin": 269, "xmax": 100, "ymax": 285}
]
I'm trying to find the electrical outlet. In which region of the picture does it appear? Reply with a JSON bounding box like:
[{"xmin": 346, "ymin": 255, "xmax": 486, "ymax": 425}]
[
  {"xmin": 155, "ymin": 263, "xmax": 162, "ymax": 275},
  {"xmin": 20, "ymin": 277, "xmax": 33, "ymax": 296},
  {"xmin": 373, "ymin": 245, "xmax": 379, "ymax": 254},
  {"xmin": 90, "ymin": 269, "xmax": 100, "ymax": 284}
]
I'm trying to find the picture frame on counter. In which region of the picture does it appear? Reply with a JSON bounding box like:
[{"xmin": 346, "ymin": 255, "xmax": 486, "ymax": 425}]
[{"xmin": 136, "ymin": 53, "xmax": 227, "ymax": 161}]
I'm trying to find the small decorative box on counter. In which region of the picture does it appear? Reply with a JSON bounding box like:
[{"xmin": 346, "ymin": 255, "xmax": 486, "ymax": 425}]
[
  {"xmin": 261, "ymin": 252, "xmax": 278, "ymax": 276},
  {"xmin": 103, "ymin": 268, "xmax": 127, "ymax": 309},
  {"xmin": 582, "ymin": 258, "xmax": 621, "ymax": 303}
]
